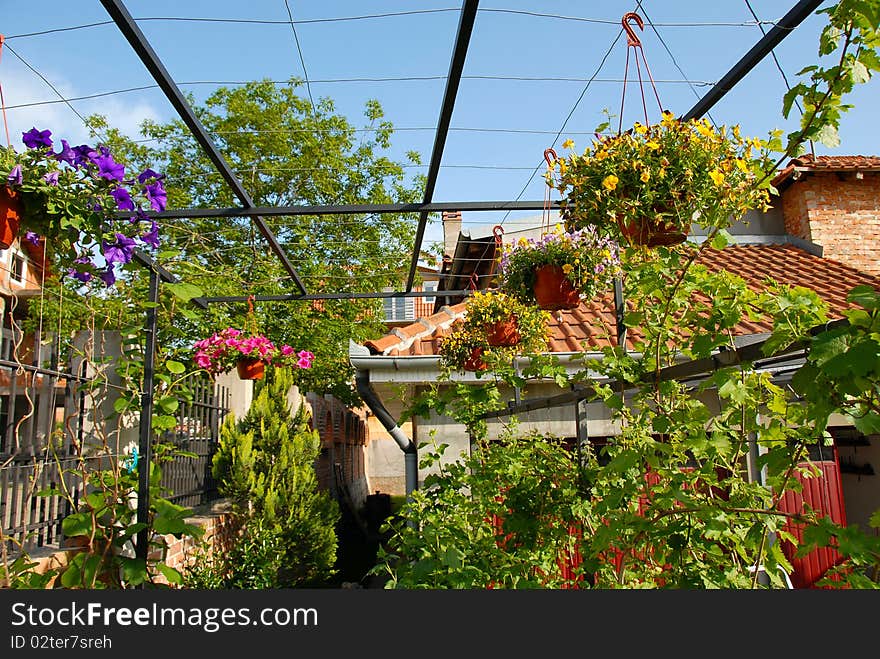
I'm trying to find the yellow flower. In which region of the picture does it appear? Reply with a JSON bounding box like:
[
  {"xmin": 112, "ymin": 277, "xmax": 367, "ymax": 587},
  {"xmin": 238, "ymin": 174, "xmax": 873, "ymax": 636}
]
[
  {"xmin": 661, "ymin": 110, "xmax": 676, "ymax": 127},
  {"xmin": 602, "ymin": 174, "xmax": 619, "ymax": 191},
  {"xmin": 734, "ymin": 158, "xmax": 749, "ymax": 173},
  {"xmin": 646, "ymin": 140, "xmax": 660, "ymax": 150},
  {"xmin": 709, "ymin": 169, "xmax": 725, "ymax": 186},
  {"xmin": 634, "ymin": 122, "xmax": 647, "ymax": 135},
  {"xmin": 562, "ymin": 263, "xmax": 574, "ymax": 275},
  {"xmin": 562, "ymin": 139, "xmax": 575, "ymax": 150},
  {"xmin": 696, "ymin": 122, "xmax": 714, "ymax": 138},
  {"xmin": 518, "ymin": 237, "xmax": 528, "ymax": 246},
  {"xmin": 640, "ymin": 171, "xmax": 650, "ymax": 183}
]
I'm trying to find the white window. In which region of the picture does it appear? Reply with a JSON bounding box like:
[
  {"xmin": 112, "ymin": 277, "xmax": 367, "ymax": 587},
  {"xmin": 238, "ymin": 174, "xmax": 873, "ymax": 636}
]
[
  {"xmin": 382, "ymin": 289, "xmax": 414, "ymax": 321},
  {"xmin": 10, "ymin": 253, "xmax": 25, "ymax": 283},
  {"xmin": 423, "ymin": 280, "xmax": 438, "ymax": 304}
]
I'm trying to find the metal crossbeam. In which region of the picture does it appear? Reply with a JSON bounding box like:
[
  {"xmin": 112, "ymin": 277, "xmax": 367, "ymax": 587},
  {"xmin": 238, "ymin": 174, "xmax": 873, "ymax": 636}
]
[
  {"xmin": 118, "ymin": 199, "xmax": 558, "ymax": 221},
  {"xmin": 100, "ymin": 0, "xmax": 307, "ymax": 295},
  {"xmin": 197, "ymin": 289, "xmax": 475, "ymax": 305}
]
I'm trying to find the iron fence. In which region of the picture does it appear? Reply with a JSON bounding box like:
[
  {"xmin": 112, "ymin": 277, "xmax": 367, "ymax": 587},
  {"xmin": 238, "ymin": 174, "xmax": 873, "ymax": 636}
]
[{"xmin": 1, "ymin": 328, "xmax": 229, "ymax": 557}]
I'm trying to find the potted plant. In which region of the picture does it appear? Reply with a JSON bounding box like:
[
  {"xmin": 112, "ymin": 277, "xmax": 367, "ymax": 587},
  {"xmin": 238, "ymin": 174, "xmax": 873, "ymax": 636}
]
[
  {"xmin": 498, "ymin": 225, "xmax": 621, "ymax": 311},
  {"xmin": 1, "ymin": 127, "xmax": 167, "ymax": 286},
  {"xmin": 548, "ymin": 112, "xmax": 772, "ymax": 248},
  {"xmin": 192, "ymin": 327, "xmax": 314, "ymax": 380},
  {"xmin": 438, "ymin": 291, "xmax": 551, "ymax": 373}
]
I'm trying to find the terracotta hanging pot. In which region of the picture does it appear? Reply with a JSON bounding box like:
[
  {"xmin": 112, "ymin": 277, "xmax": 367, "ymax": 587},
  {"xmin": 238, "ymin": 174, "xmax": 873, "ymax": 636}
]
[
  {"xmin": 463, "ymin": 346, "xmax": 488, "ymax": 372},
  {"xmin": 485, "ymin": 317, "xmax": 521, "ymax": 347},
  {"xmin": 617, "ymin": 213, "xmax": 688, "ymax": 248},
  {"xmin": 0, "ymin": 186, "xmax": 23, "ymax": 250},
  {"xmin": 236, "ymin": 356, "xmax": 266, "ymax": 380},
  {"xmin": 532, "ymin": 264, "xmax": 581, "ymax": 311}
]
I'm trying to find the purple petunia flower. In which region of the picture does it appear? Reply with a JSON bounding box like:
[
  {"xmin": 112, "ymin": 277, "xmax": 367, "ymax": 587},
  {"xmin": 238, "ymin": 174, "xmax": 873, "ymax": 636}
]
[
  {"xmin": 137, "ymin": 168, "xmax": 163, "ymax": 183},
  {"xmin": 24, "ymin": 231, "xmax": 41, "ymax": 246},
  {"xmin": 7, "ymin": 164, "xmax": 22, "ymax": 186},
  {"xmin": 53, "ymin": 139, "xmax": 75, "ymax": 166},
  {"xmin": 42, "ymin": 171, "xmax": 60, "ymax": 186},
  {"xmin": 141, "ymin": 220, "xmax": 159, "ymax": 249},
  {"xmin": 68, "ymin": 268, "xmax": 92, "ymax": 283},
  {"xmin": 99, "ymin": 267, "xmax": 117, "ymax": 287},
  {"xmin": 22, "ymin": 127, "xmax": 52, "ymax": 149},
  {"xmin": 72, "ymin": 145, "xmax": 97, "ymax": 168},
  {"xmin": 94, "ymin": 153, "xmax": 125, "ymax": 182},
  {"xmin": 144, "ymin": 180, "xmax": 167, "ymax": 212},
  {"xmin": 111, "ymin": 186, "xmax": 134, "ymax": 211},
  {"xmin": 102, "ymin": 233, "xmax": 137, "ymax": 265}
]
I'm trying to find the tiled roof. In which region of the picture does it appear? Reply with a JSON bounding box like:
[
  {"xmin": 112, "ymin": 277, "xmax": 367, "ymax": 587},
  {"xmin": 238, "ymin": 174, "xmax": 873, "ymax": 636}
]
[
  {"xmin": 363, "ymin": 244, "xmax": 880, "ymax": 357},
  {"xmin": 772, "ymin": 154, "xmax": 880, "ymax": 188}
]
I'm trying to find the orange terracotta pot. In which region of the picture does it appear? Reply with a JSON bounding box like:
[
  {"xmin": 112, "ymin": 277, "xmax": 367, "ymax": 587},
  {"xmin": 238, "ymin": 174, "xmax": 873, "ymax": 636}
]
[
  {"xmin": 532, "ymin": 265, "xmax": 580, "ymax": 311},
  {"xmin": 0, "ymin": 186, "xmax": 23, "ymax": 250},
  {"xmin": 486, "ymin": 317, "xmax": 520, "ymax": 347},
  {"xmin": 463, "ymin": 347, "xmax": 488, "ymax": 372},
  {"xmin": 236, "ymin": 356, "xmax": 266, "ymax": 380},
  {"xmin": 617, "ymin": 214, "xmax": 688, "ymax": 248}
]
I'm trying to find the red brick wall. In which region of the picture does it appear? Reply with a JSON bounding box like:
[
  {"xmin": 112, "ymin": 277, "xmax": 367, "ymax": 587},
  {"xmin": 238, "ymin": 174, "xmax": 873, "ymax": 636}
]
[{"xmin": 782, "ymin": 172, "xmax": 880, "ymax": 275}]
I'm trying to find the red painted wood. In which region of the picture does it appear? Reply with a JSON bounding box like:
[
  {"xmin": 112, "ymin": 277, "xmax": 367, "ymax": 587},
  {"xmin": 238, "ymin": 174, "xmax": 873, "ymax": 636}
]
[{"xmin": 777, "ymin": 449, "xmax": 848, "ymax": 589}]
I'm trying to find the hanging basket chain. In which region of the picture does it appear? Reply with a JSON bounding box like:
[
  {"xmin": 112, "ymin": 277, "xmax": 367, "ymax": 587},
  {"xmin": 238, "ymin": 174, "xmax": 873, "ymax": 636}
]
[
  {"xmin": 542, "ymin": 148, "xmax": 558, "ymax": 236},
  {"xmin": 618, "ymin": 12, "xmax": 664, "ymax": 135}
]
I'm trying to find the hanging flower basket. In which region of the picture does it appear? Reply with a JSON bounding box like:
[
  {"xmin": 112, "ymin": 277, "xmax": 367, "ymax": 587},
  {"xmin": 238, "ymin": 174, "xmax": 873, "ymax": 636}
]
[
  {"xmin": 236, "ymin": 356, "xmax": 267, "ymax": 380},
  {"xmin": 0, "ymin": 185, "xmax": 22, "ymax": 250},
  {"xmin": 463, "ymin": 346, "xmax": 488, "ymax": 372},
  {"xmin": 498, "ymin": 225, "xmax": 620, "ymax": 308},
  {"xmin": 532, "ymin": 264, "xmax": 581, "ymax": 311},
  {"xmin": 486, "ymin": 317, "xmax": 521, "ymax": 347},
  {"xmin": 193, "ymin": 327, "xmax": 314, "ymax": 379},
  {"xmin": 548, "ymin": 113, "xmax": 772, "ymax": 248},
  {"xmin": 438, "ymin": 291, "xmax": 550, "ymax": 374}
]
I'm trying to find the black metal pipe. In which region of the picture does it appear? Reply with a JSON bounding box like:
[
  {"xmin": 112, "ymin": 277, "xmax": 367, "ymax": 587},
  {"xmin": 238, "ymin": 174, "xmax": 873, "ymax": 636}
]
[
  {"xmin": 406, "ymin": 0, "xmax": 479, "ymax": 292},
  {"xmin": 354, "ymin": 369, "xmax": 418, "ymax": 501},
  {"xmin": 100, "ymin": 0, "xmax": 307, "ymax": 295},
  {"xmin": 135, "ymin": 264, "xmax": 159, "ymax": 564},
  {"xmin": 681, "ymin": 0, "xmax": 824, "ymax": 121},
  {"xmin": 114, "ymin": 199, "xmax": 558, "ymax": 221},
  {"xmin": 196, "ymin": 289, "xmax": 475, "ymax": 305}
]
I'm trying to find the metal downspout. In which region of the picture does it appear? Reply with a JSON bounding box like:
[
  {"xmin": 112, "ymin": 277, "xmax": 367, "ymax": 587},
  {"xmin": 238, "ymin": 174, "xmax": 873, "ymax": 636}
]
[{"xmin": 354, "ymin": 369, "xmax": 418, "ymax": 500}]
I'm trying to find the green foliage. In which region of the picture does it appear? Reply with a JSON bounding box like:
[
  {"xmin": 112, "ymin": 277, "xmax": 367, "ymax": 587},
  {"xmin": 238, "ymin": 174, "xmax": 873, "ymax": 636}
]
[
  {"xmin": 33, "ymin": 442, "xmax": 202, "ymax": 589},
  {"xmin": 210, "ymin": 366, "xmax": 340, "ymax": 587},
  {"xmin": 375, "ymin": 431, "xmax": 588, "ymax": 589},
  {"xmin": 790, "ymin": 285, "xmax": 880, "ymax": 433}
]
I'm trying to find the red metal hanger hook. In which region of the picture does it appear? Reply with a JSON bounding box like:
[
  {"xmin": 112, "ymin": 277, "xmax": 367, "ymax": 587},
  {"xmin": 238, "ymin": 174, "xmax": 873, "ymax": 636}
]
[
  {"xmin": 247, "ymin": 294, "xmax": 255, "ymax": 315},
  {"xmin": 622, "ymin": 12, "xmax": 644, "ymax": 47},
  {"xmin": 468, "ymin": 272, "xmax": 479, "ymax": 290},
  {"xmin": 544, "ymin": 148, "xmax": 558, "ymax": 169},
  {"xmin": 493, "ymin": 224, "xmax": 504, "ymax": 246}
]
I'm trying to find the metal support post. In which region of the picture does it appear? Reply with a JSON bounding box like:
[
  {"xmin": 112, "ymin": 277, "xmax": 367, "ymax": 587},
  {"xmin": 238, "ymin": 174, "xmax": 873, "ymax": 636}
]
[{"xmin": 135, "ymin": 264, "xmax": 159, "ymax": 563}]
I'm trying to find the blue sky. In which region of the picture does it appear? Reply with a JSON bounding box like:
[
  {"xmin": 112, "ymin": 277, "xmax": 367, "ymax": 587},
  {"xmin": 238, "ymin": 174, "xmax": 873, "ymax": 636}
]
[{"xmin": 2, "ymin": 1, "xmax": 878, "ymax": 247}]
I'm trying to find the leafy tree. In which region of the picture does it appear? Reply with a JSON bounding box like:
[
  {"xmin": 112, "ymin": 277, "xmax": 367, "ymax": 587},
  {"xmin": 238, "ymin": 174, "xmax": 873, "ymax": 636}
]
[
  {"xmin": 210, "ymin": 366, "xmax": 339, "ymax": 587},
  {"xmin": 82, "ymin": 80, "xmax": 426, "ymax": 404}
]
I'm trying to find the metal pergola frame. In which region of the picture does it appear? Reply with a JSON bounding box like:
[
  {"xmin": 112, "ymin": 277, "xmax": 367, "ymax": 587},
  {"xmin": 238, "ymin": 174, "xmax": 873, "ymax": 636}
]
[
  {"xmin": 92, "ymin": 0, "xmax": 825, "ymax": 561},
  {"xmin": 103, "ymin": 0, "xmax": 824, "ymax": 306}
]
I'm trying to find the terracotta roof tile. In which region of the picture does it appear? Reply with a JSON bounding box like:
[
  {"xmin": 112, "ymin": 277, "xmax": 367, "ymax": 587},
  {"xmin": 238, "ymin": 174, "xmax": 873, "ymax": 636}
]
[
  {"xmin": 365, "ymin": 244, "xmax": 880, "ymax": 357},
  {"xmin": 771, "ymin": 154, "xmax": 880, "ymax": 187}
]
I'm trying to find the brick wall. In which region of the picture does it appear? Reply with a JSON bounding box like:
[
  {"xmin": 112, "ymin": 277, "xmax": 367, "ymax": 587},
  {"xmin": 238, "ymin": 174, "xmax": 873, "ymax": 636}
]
[
  {"xmin": 782, "ymin": 171, "xmax": 880, "ymax": 275},
  {"xmin": 307, "ymin": 393, "xmax": 370, "ymax": 509}
]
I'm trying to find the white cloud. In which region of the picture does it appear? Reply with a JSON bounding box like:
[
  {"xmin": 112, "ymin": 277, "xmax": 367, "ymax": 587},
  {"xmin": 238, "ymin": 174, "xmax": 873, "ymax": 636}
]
[{"xmin": 1, "ymin": 68, "xmax": 163, "ymax": 148}]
